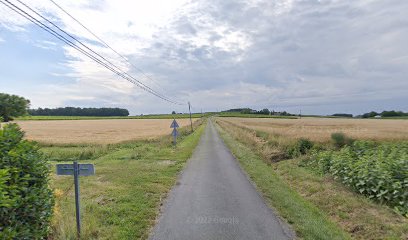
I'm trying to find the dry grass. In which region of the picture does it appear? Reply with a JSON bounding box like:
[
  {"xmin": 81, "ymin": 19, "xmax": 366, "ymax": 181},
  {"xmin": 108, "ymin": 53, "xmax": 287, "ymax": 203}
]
[
  {"xmin": 221, "ymin": 117, "xmax": 408, "ymax": 142},
  {"xmin": 15, "ymin": 119, "xmax": 198, "ymax": 144}
]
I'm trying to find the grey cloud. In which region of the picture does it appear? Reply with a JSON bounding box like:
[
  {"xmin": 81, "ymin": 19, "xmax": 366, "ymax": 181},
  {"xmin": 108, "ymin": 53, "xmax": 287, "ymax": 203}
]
[{"xmin": 9, "ymin": 0, "xmax": 406, "ymax": 115}]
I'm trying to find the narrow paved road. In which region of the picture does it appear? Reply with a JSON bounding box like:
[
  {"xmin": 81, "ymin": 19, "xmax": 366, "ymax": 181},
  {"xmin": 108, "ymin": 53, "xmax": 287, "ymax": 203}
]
[{"xmin": 150, "ymin": 120, "xmax": 294, "ymax": 240}]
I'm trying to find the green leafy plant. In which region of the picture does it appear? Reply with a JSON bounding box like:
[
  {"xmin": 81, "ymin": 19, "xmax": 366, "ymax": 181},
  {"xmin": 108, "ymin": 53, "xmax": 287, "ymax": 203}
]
[
  {"xmin": 287, "ymin": 138, "xmax": 314, "ymax": 158},
  {"xmin": 331, "ymin": 132, "xmax": 354, "ymax": 148},
  {"xmin": 308, "ymin": 140, "xmax": 408, "ymax": 216},
  {"xmin": 0, "ymin": 124, "xmax": 54, "ymax": 239}
]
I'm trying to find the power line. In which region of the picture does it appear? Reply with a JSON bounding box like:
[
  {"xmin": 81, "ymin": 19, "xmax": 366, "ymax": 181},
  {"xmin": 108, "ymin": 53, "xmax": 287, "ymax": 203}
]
[
  {"xmin": 48, "ymin": 0, "xmax": 169, "ymax": 97},
  {"xmin": 0, "ymin": 0, "xmax": 182, "ymax": 105},
  {"xmin": 1, "ymin": 0, "xmax": 167, "ymax": 103},
  {"xmin": 15, "ymin": 0, "xmax": 177, "ymax": 104}
]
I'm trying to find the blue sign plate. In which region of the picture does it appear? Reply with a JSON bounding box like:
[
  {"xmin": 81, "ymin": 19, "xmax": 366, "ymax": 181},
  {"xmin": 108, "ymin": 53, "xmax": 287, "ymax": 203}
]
[{"xmin": 56, "ymin": 164, "xmax": 95, "ymax": 176}]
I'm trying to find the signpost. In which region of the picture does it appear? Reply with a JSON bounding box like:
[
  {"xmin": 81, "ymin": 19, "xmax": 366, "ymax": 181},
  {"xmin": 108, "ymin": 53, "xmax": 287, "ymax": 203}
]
[
  {"xmin": 170, "ymin": 119, "xmax": 179, "ymax": 145},
  {"xmin": 56, "ymin": 162, "xmax": 95, "ymax": 238}
]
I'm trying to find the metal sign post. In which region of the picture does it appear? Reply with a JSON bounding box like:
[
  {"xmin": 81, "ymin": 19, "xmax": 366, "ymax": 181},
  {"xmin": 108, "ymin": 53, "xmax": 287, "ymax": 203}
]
[
  {"xmin": 73, "ymin": 162, "xmax": 81, "ymax": 237},
  {"xmin": 170, "ymin": 119, "xmax": 180, "ymax": 146},
  {"xmin": 56, "ymin": 162, "xmax": 95, "ymax": 238}
]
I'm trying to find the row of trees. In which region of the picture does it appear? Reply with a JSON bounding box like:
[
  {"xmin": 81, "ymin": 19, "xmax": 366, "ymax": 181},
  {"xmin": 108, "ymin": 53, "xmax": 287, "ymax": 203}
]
[
  {"xmin": 331, "ymin": 113, "xmax": 353, "ymax": 118},
  {"xmin": 361, "ymin": 110, "xmax": 408, "ymax": 118},
  {"xmin": 28, "ymin": 107, "xmax": 129, "ymax": 117},
  {"xmin": 1, "ymin": 93, "xmax": 131, "ymax": 121},
  {"xmin": 223, "ymin": 108, "xmax": 294, "ymax": 116}
]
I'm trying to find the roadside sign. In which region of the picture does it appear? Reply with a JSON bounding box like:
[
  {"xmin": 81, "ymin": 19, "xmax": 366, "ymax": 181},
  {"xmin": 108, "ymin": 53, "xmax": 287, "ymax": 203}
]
[
  {"xmin": 171, "ymin": 119, "xmax": 179, "ymax": 146},
  {"xmin": 56, "ymin": 162, "xmax": 95, "ymax": 238},
  {"xmin": 56, "ymin": 163, "xmax": 95, "ymax": 176},
  {"xmin": 170, "ymin": 119, "xmax": 179, "ymax": 128}
]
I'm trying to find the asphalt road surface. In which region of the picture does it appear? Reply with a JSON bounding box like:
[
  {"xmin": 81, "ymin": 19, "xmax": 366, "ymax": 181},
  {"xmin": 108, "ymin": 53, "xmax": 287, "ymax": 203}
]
[{"xmin": 150, "ymin": 120, "xmax": 294, "ymax": 240}]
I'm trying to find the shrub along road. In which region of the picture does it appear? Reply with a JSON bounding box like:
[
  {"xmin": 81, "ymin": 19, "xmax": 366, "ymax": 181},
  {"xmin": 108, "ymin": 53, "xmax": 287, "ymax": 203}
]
[{"xmin": 150, "ymin": 120, "xmax": 294, "ymax": 240}]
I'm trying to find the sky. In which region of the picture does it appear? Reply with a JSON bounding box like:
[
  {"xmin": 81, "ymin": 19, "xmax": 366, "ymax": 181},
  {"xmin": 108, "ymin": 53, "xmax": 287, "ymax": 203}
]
[{"xmin": 0, "ymin": 0, "xmax": 407, "ymax": 115}]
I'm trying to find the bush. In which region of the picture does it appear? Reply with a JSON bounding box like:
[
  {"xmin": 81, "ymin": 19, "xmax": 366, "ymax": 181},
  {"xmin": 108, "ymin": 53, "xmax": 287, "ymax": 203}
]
[
  {"xmin": 331, "ymin": 132, "xmax": 354, "ymax": 148},
  {"xmin": 0, "ymin": 124, "xmax": 54, "ymax": 239},
  {"xmin": 308, "ymin": 140, "xmax": 408, "ymax": 216},
  {"xmin": 287, "ymin": 138, "xmax": 314, "ymax": 158}
]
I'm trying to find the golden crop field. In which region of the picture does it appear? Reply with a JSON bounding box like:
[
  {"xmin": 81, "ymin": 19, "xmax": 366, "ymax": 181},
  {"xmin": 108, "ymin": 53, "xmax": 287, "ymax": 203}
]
[
  {"xmin": 15, "ymin": 119, "xmax": 198, "ymax": 144},
  {"xmin": 221, "ymin": 117, "xmax": 408, "ymax": 142}
]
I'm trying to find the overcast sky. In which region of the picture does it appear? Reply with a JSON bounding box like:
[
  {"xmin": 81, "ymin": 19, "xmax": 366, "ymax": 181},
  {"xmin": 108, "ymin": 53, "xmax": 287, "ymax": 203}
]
[{"xmin": 1, "ymin": 0, "xmax": 407, "ymax": 115}]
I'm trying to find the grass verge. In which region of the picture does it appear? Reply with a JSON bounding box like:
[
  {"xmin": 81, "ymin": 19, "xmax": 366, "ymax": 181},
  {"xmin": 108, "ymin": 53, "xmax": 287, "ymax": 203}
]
[
  {"xmin": 216, "ymin": 119, "xmax": 408, "ymax": 240},
  {"xmin": 48, "ymin": 121, "xmax": 206, "ymax": 239},
  {"xmin": 215, "ymin": 120, "xmax": 349, "ymax": 240}
]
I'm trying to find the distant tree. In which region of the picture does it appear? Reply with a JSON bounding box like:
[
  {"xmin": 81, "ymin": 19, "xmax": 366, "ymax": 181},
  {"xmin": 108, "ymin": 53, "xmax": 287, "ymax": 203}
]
[
  {"xmin": 259, "ymin": 108, "xmax": 270, "ymax": 115},
  {"xmin": 172, "ymin": 111, "xmax": 176, "ymax": 114},
  {"xmin": 0, "ymin": 93, "xmax": 30, "ymax": 122},
  {"xmin": 222, "ymin": 108, "xmax": 254, "ymax": 113},
  {"xmin": 380, "ymin": 110, "xmax": 406, "ymax": 117},
  {"xmin": 281, "ymin": 111, "xmax": 289, "ymax": 116},
  {"xmin": 332, "ymin": 113, "xmax": 353, "ymax": 118},
  {"xmin": 362, "ymin": 111, "xmax": 378, "ymax": 118},
  {"xmin": 240, "ymin": 108, "xmax": 252, "ymax": 114}
]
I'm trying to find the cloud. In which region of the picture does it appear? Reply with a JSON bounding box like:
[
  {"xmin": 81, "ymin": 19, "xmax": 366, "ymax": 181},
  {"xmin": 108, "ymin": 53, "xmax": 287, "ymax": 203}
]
[
  {"xmin": 0, "ymin": 0, "xmax": 408, "ymax": 114},
  {"xmin": 33, "ymin": 40, "xmax": 57, "ymax": 50}
]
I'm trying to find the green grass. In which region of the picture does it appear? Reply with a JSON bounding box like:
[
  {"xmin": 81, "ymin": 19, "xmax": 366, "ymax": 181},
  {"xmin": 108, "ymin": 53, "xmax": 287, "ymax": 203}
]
[
  {"xmin": 49, "ymin": 121, "xmax": 206, "ymax": 239},
  {"xmin": 41, "ymin": 145, "xmax": 117, "ymax": 161},
  {"xmin": 216, "ymin": 119, "xmax": 408, "ymax": 239},
  {"xmin": 215, "ymin": 121, "xmax": 349, "ymax": 240},
  {"xmin": 16, "ymin": 113, "xmax": 211, "ymax": 121}
]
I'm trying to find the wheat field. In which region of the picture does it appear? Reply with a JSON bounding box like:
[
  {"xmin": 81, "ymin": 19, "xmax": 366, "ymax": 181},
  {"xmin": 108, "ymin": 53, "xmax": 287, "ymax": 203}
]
[
  {"xmin": 221, "ymin": 117, "xmax": 408, "ymax": 142},
  {"xmin": 15, "ymin": 119, "xmax": 198, "ymax": 144}
]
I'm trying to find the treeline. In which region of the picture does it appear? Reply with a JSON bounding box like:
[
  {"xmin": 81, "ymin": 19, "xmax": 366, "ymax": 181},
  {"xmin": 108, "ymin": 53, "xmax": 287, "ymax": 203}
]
[
  {"xmin": 222, "ymin": 108, "xmax": 294, "ymax": 116},
  {"xmin": 361, "ymin": 110, "xmax": 408, "ymax": 118},
  {"xmin": 331, "ymin": 113, "xmax": 353, "ymax": 118},
  {"xmin": 28, "ymin": 107, "xmax": 129, "ymax": 116}
]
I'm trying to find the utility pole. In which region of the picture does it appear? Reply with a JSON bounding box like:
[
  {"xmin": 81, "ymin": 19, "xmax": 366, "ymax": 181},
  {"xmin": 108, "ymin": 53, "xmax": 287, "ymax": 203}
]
[
  {"xmin": 188, "ymin": 102, "xmax": 193, "ymax": 132},
  {"xmin": 300, "ymin": 109, "xmax": 302, "ymax": 119}
]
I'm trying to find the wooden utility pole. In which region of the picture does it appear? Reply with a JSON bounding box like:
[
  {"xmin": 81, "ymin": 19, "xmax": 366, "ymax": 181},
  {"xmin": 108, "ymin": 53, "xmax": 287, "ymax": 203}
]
[{"xmin": 188, "ymin": 102, "xmax": 193, "ymax": 132}]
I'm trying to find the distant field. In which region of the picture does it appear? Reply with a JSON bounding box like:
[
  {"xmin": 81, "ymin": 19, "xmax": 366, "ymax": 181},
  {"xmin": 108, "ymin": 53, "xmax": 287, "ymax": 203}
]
[
  {"xmin": 221, "ymin": 117, "xmax": 408, "ymax": 141},
  {"xmin": 16, "ymin": 113, "xmax": 208, "ymax": 121},
  {"xmin": 218, "ymin": 112, "xmax": 298, "ymax": 119},
  {"xmin": 15, "ymin": 119, "xmax": 198, "ymax": 144}
]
